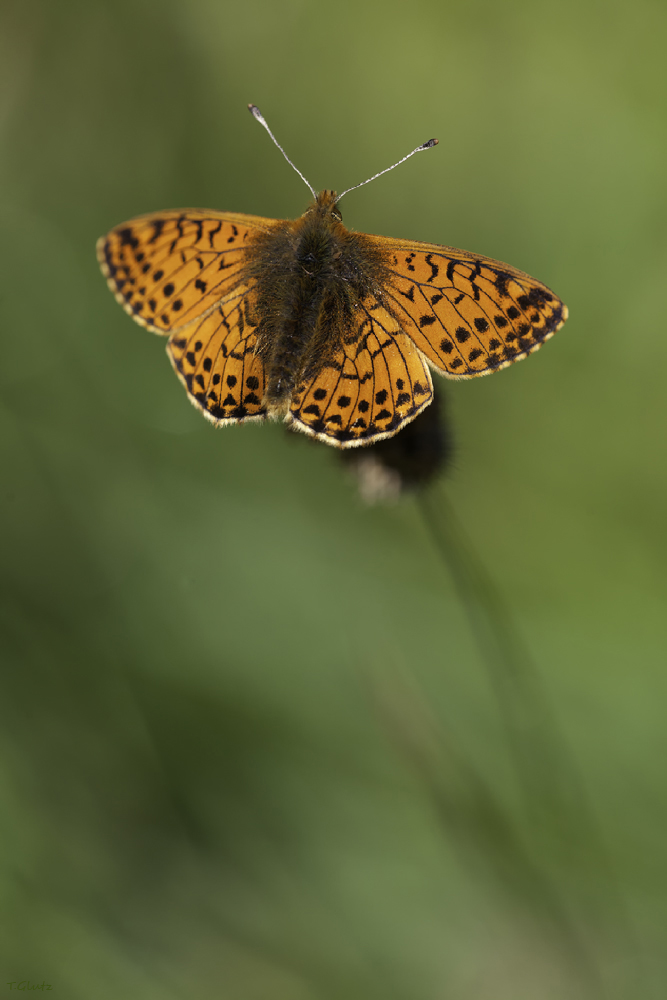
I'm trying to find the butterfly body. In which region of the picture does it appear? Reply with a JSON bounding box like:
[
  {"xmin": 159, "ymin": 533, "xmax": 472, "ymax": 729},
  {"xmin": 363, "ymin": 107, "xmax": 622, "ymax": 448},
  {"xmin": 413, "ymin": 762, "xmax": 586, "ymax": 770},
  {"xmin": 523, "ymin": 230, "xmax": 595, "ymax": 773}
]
[
  {"xmin": 98, "ymin": 192, "xmax": 567, "ymax": 449},
  {"xmin": 246, "ymin": 189, "xmax": 392, "ymax": 418}
]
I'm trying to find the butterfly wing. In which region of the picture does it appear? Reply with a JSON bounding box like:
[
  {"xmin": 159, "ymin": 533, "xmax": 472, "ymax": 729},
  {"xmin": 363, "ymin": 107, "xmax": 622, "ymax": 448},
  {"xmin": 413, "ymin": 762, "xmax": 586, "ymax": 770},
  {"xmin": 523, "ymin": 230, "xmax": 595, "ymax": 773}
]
[
  {"xmin": 371, "ymin": 236, "xmax": 567, "ymax": 378},
  {"xmin": 289, "ymin": 303, "xmax": 433, "ymax": 448},
  {"xmin": 167, "ymin": 288, "xmax": 266, "ymax": 424},
  {"xmin": 97, "ymin": 209, "xmax": 280, "ymax": 334}
]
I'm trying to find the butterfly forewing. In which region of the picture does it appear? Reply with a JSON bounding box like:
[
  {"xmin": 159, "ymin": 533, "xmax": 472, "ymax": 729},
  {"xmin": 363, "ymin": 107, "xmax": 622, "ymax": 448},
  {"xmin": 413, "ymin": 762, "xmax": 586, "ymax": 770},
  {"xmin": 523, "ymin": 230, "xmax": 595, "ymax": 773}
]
[
  {"xmin": 167, "ymin": 290, "xmax": 266, "ymax": 424},
  {"xmin": 375, "ymin": 237, "xmax": 568, "ymax": 378},
  {"xmin": 289, "ymin": 305, "xmax": 433, "ymax": 447},
  {"xmin": 97, "ymin": 209, "xmax": 279, "ymax": 335}
]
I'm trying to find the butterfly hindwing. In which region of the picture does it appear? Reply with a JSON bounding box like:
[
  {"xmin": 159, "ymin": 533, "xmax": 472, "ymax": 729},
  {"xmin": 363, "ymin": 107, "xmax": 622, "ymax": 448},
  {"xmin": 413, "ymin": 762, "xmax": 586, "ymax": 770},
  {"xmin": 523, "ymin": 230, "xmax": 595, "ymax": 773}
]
[
  {"xmin": 167, "ymin": 289, "xmax": 266, "ymax": 424},
  {"xmin": 373, "ymin": 237, "xmax": 568, "ymax": 378},
  {"xmin": 289, "ymin": 304, "xmax": 433, "ymax": 447},
  {"xmin": 97, "ymin": 209, "xmax": 280, "ymax": 335}
]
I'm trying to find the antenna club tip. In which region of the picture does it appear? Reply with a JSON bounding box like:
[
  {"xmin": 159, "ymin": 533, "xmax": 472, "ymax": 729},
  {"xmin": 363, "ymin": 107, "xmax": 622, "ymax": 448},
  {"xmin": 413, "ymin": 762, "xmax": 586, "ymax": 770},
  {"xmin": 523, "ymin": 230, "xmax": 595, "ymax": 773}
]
[
  {"xmin": 423, "ymin": 138, "xmax": 439, "ymax": 149},
  {"xmin": 248, "ymin": 103, "xmax": 262, "ymax": 119}
]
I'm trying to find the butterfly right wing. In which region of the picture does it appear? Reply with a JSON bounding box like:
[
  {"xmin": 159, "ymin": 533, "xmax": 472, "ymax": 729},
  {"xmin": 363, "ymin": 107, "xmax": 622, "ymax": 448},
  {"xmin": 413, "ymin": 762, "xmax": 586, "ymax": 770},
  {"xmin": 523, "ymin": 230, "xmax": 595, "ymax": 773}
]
[
  {"xmin": 97, "ymin": 209, "xmax": 281, "ymax": 335},
  {"xmin": 167, "ymin": 288, "xmax": 266, "ymax": 425},
  {"xmin": 370, "ymin": 234, "xmax": 567, "ymax": 378}
]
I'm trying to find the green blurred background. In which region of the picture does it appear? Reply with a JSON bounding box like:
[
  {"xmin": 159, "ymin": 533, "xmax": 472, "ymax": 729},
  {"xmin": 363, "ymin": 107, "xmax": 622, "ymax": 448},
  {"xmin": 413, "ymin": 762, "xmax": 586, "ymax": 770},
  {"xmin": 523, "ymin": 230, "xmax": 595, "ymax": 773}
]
[{"xmin": 2, "ymin": 1, "xmax": 666, "ymax": 997}]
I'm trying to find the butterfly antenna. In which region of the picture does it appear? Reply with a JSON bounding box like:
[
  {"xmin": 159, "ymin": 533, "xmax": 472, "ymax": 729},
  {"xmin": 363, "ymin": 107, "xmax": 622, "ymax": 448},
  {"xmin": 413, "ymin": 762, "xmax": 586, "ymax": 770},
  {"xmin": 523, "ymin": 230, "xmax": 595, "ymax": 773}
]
[
  {"xmin": 336, "ymin": 138, "xmax": 438, "ymax": 203},
  {"xmin": 248, "ymin": 104, "xmax": 316, "ymax": 199}
]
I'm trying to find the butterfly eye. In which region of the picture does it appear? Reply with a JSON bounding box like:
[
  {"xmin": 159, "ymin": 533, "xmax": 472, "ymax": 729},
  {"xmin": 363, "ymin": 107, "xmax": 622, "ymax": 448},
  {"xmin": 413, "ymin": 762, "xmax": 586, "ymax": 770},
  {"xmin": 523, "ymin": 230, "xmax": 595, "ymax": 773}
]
[{"xmin": 331, "ymin": 205, "xmax": 343, "ymax": 222}]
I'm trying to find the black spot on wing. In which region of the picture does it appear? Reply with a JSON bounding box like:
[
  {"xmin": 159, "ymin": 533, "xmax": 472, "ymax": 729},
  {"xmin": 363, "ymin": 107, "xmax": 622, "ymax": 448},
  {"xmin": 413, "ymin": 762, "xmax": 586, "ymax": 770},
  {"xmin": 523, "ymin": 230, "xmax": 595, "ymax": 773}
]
[
  {"xmin": 494, "ymin": 271, "xmax": 510, "ymax": 297},
  {"xmin": 118, "ymin": 227, "xmax": 139, "ymax": 250},
  {"xmin": 208, "ymin": 221, "xmax": 222, "ymax": 247},
  {"xmin": 424, "ymin": 254, "xmax": 439, "ymax": 283}
]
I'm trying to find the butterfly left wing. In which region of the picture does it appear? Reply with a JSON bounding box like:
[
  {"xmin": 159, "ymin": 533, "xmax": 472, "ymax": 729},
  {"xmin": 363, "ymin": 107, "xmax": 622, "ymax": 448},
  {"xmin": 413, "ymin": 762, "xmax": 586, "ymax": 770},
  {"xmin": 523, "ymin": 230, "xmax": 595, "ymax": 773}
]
[
  {"xmin": 289, "ymin": 303, "xmax": 433, "ymax": 448},
  {"xmin": 97, "ymin": 209, "xmax": 280, "ymax": 335},
  {"xmin": 370, "ymin": 235, "xmax": 568, "ymax": 378},
  {"xmin": 167, "ymin": 287, "xmax": 266, "ymax": 425}
]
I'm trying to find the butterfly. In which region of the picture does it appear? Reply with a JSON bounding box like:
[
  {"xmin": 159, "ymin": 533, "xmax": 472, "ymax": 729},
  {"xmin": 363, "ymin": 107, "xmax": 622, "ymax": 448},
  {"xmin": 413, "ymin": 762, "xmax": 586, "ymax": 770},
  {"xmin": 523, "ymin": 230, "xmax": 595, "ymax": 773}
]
[{"xmin": 97, "ymin": 105, "xmax": 567, "ymax": 449}]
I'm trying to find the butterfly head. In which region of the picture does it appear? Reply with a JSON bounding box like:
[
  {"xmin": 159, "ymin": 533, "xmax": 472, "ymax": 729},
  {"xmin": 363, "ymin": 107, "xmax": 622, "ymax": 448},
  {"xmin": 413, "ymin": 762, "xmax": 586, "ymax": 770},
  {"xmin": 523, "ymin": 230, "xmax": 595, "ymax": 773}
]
[{"xmin": 311, "ymin": 189, "xmax": 343, "ymax": 222}]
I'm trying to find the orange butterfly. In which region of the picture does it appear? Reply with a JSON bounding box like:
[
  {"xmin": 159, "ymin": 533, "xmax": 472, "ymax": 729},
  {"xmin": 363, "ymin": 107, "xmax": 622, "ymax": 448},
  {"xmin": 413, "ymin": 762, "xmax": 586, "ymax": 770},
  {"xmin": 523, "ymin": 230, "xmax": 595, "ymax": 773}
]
[{"xmin": 98, "ymin": 105, "xmax": 567, "ymax": 449}]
